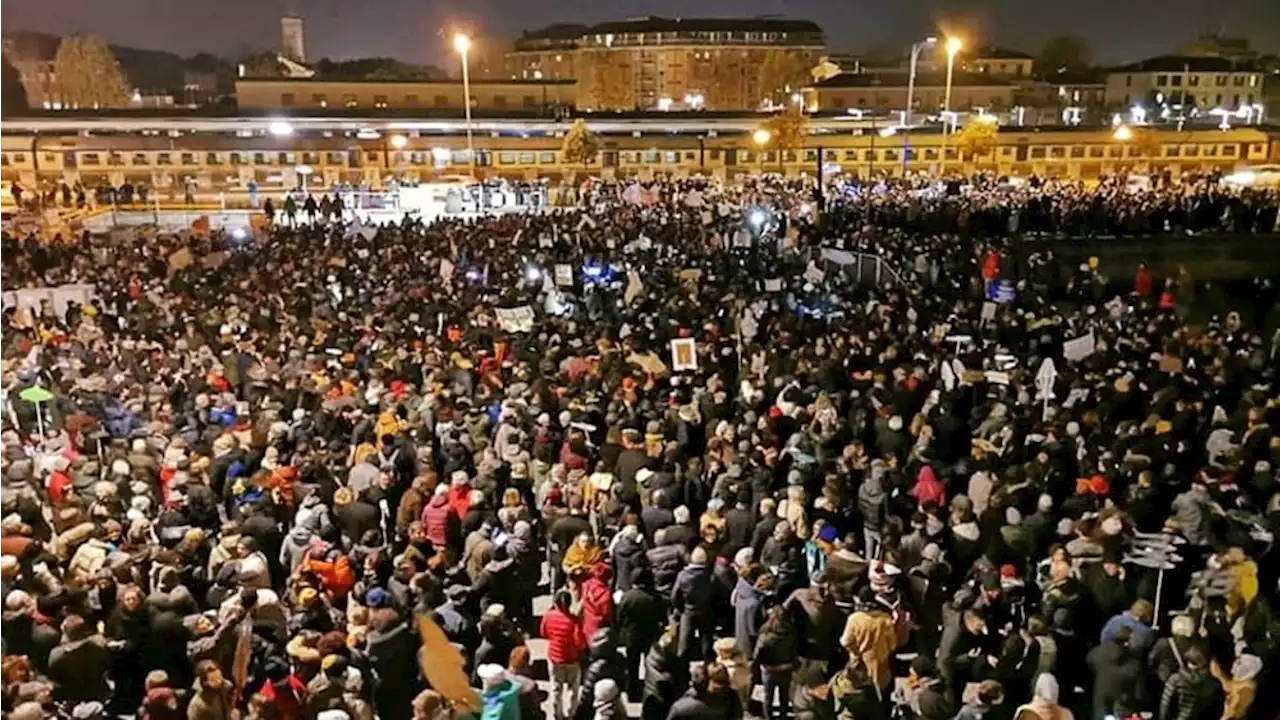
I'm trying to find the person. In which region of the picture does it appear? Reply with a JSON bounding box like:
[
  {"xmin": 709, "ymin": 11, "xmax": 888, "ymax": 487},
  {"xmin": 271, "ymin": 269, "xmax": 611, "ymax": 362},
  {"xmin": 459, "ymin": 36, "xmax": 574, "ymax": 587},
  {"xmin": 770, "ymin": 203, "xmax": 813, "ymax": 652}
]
[
  {"xmin": 616, "ymin": 567, "xmax": 665, "ymax": 698},
  {"xmin": 672, "ymin": 546, "xmax": 715, "ymax": 661},
  {"xmin": 539, "ymin": 590, "xmax": 586, "ymax": 720},
  {"xmin": 892, "ymin": 656, "xmax": 952, "ymax": 720},
  {"xmin": 955, "ymin": 680, "xmax": 1007, "ymax": 720},
  {"xmin": 477, "ymin": 664, "xmax": 521, "ymax": 720},
  {"xmin": 47, "ymin": 614, "xmax": 113, "ymax": 704},
  {"xmin": 753, "ymin": 604, "xmax": 798, "ymax": 720},
  {"xmin": 1099, "ymin": 599, "xmax": 1155, "ymax": 656},
  {"xmin": 667, "ymin": 663, "xmax": 717, "ymax": 720},
  {"xmin": 1158, "ymin": 646, "xmax": 1224, "ymax": 720},
  {"xmin": 642, "ymin": 629, "xmax": 685, "ymax": 720},
  {"xmin": 1086, "ymin": 625, "xmax": 1146, "ymax": 720},
  {"xmin": 187, "ymin": 660, "xmax": 234, "ymax": 720},
  {"xmin": 1013, "ymin": 674, "xmax": 1074, "ymax": 720}
]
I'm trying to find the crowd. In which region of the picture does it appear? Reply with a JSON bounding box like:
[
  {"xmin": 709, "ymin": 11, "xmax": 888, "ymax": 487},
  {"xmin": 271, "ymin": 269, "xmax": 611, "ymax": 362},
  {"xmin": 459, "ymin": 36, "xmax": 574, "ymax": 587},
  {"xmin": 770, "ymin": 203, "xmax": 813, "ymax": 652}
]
[{"xmin": 1, "ymin": 174, "xmax": 1278, "ymax": 720}]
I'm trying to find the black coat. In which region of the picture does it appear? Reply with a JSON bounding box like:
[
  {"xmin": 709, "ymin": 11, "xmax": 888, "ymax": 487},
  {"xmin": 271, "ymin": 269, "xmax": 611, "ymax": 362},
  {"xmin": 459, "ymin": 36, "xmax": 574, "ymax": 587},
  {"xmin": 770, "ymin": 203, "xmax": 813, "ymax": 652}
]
[
  {"xmin": 616, "ymin": 585, "xmax": 665, "ymax": 650},
  {"xmin": 1087, "ymin": 641, "xmax": 1146, "ymax": 719},
  {"xmin": 334, "ymin": 500, "xmax": 382, "ymax": 543},
  {"xmin": 48, "ymin": 637, "xmax": 113, "ymax": 703}
]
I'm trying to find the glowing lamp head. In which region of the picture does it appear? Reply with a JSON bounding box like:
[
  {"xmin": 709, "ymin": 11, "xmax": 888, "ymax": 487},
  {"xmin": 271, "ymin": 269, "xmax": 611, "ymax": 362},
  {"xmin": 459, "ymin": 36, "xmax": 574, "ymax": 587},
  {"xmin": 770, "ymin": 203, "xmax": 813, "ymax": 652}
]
[
  {"xmin": 945, "ymin": 37, "xmax": 963, "ymax": 56},
  {"xmin": 231, "ymin": 227, "xmax": 248, "ymax": 241},
  {"xmin": 525, "ymin": 265, "xmax": 542, "ymax": 282},
  {"xmin": 453, "ymin": 33, "xmax": 471, "ymax": 55},
  {"xmin": 389, "ymin": 135, "xmax": 407, "ymax": 149},
  {"xmin": 752, "ymin": 128, "xmax": 771, "ymax": 147},
  {"xmin": 268, "ymin": 121, "xmax": 293, "ymax": 137},
  {"xmin": 1113, "ymin": 126, "xmax": 1134, "ymax": 141},
  {"xmin": 749, "ymin": 209, "xmax": 767, "ymax": 228}
]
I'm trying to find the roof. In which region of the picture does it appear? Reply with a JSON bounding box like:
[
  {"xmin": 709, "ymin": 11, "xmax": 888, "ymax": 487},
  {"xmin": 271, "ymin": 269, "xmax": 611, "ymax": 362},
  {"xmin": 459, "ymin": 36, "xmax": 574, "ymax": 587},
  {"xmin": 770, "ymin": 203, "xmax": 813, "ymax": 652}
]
[
  {"xmin": 973, "ymin": 46, "xmax": 1034, "ymax": 60},
  {"xmin": 519, "ymin": 16, "xmax": 823, "ymax": 40},
  {"xmin": 812, "ymin": 72, "xmax": 1014, "ymax": 89},
  {"xmin": 235, "ymin": 77, "xmax": 576, "ymax": 86},
  {"xmin": 519, "ymin": 23, "xmax": 591, "ymax": 41},
  {"xmin": 1037, "ymin": 69, "xmax": 1107, "ymax": 85},
  {"xmin": 1109, "ymin": 55, "xmax": 1260, "ymax": 73}
]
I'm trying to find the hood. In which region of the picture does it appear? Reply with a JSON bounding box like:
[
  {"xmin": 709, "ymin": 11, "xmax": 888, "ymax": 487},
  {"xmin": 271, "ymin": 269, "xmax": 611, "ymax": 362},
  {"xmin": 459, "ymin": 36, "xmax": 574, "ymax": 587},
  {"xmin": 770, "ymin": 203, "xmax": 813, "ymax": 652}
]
[
  {"xmin": 588, "ymin": 627, "xmax": 616, "ymax": 657},
  {"xmin": 594, "ymin": 678, "xmax": 621, "ymax": 704},
  {"xmin": 952, "ymin": 521, "xmax": 981, "ymax": 542},
  {"xmin": 589, "ymin": 562, "xmax": 612, "ymax": 581},
  {"xmin": 916, "ymin": 464, "xmax": 939, "ymax": 486},
  {"xmin": 289, "ymin": 526, "xmax": 314, "ymax": 543},
  {"xmin": 428, "ymin": 493, "xmax": 451, "ymax": 509}
]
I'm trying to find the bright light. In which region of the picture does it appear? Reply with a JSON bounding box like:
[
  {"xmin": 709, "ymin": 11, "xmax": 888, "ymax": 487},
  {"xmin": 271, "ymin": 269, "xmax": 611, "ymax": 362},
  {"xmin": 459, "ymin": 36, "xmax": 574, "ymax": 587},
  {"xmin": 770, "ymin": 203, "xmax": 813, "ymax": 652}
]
[
  {"xmin": 231, "ymin": 227, "xmax": 247, "ymax": 240},
  {"xmin": 389, "ymin": 134, "xmax": 407, "ymax": 149},
  {"xmin": 878, "ymin": 125, "xmax": 897, "ymax": 138},
  {"xmin": 584, "ymin": 265, "xmax": 603, "ymax": 278},
  {"xmin": 268, "ymin": 121, "xmax": 293, "ymax": 137},
  {"xmin": 1113, "ymin": 125, "xmax": 1133, "ymax": 141},
  {"xmin": 749, "ymin": 209, "xmax": 767, "ymax": 228},
  {"xmin": 790, "ymin": 92, "xmax": 802, "ymax": 104},
  {"xmin": 1129, "ymin": 104, "xmax": 1147, "ymax": 124},
  {"xmin": 924, "ymin": 36, "xmax": 938, "ymax": 45},
  {"xmin": 295, "ymin": 165, "xmax": 313, "ymax": 175},
  {"xmin": 657, "ymin": 97, "xmax": 673, "ymax": 111},
  {"xmin": 1224, "ymin": 170, "xmax": 1257, "ymax": 186},
  {"xmin": 976, "ymin": 113, "xmax": 998, "ymax": 125},
  {"xmin": 946, "ymin": 37, "xmax": 963, "ymax": 56},
  {"xmin": 525, "ymin": 265, "xmax": 542, "ymax": 282},
  {"xmin": 431, "ymin": 147, "xmax": 451, "ymax": 162},
  {"xmin": 799, "ymin": 203, "xmax": 812, "ymax": 214},
  {"xmin": 453, "ymin": 33, "xmax": 471, "ymax": 55},
  {"xmin": 752, "ymin": 128, "xmax": 771, "ymax": 146},
  {"xmin": 356, "ymin": 129, "xmax": 381, "ymax": 140},
  {"xmin": 465, "ymin": 268, "xmax": 482, "ymax": 281}
]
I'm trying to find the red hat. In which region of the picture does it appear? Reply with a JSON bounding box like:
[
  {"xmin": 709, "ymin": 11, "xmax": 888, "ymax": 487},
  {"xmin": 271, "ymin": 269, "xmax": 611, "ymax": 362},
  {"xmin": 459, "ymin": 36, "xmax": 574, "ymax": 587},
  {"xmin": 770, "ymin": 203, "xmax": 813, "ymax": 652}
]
[{"xmin": 999, "ymin": 564, "xmax": 1018, "ymax": 579}]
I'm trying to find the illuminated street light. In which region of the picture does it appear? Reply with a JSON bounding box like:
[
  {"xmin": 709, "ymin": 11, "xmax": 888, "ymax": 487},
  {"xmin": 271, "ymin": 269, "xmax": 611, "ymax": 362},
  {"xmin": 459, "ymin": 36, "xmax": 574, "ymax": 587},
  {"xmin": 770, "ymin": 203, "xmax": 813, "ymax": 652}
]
[
  {"xmin": 1113, "ymin": 125, "xmax": 1134, "ymax": 141},
  {"xmin": 752, "ymin": 128, "xmax": 771, "ymax": 146},
  {"xmin": 268, "ymin": 120, "xmax": 293, "ymax": 137},
  {"xmin": 454, "ymin": 33, "xmax": 475, "ymax": 177},
  {"xmin": 940, "ymin": 37, "xmax": 963, "ymax": 175},
  {"xmin": 946, "ymin": 37, "xmax": 963, "ymax": 57},
  {"xmin": 389, "ymin": 135, "xmax": 407, "ymax": 149}
]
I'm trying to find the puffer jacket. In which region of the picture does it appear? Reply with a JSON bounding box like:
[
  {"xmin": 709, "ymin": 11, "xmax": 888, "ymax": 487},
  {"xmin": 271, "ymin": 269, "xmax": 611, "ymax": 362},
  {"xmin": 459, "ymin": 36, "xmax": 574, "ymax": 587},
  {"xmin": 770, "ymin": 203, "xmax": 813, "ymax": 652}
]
[
  {"xmin": 579, "ymin": 628, "xmax": 622, "ymax": 698},
  {"xmin": 580, "ymin": 563, "xmax": 614, "ymax": 639},
  {"xmin": 611, "ymin": 532, "xmax": 647, "ymax": 592},
  {"xmin": 646, "ymin": 543, "xmax": 688, "ymax": 595},
  {"xmin": 422, "ymin": 492, "xmax": 458, "ymax": 549}
]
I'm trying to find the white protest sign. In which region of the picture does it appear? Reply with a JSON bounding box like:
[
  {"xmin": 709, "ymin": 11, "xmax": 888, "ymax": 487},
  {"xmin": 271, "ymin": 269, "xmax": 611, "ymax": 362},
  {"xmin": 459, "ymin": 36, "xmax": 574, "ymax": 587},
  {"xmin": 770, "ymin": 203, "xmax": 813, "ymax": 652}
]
[
  {"xmin": 981, "ymin": 302, "xmax": 997, "ymax": 323},
  {"xmin": 701, "ymin": 210, "xmax": 713, "ymax": 226},
  {"xmin": 803, "ymin": 263, "xmax": 825, "ymax": 285},
  {"xmin": 764, "ymin": 278, "xmax": 783, "ymax": 292},
  {"xmin": 439, "ymin": 258, "xmax": 456, "ymax": 280},
  {"xmin": 494, "ymin": 306, "xmax": 535, "ymax": 333},
  {"xmin": 624, "ymin": 271, "xmax": 644, "ymax": 306},
  {"xmin": 984, "ymin": 371, "xmax": 1010, "ymax": 385},
  {"xmin": 1063, "ymin": 331, "xmax": 1096, "ymax": 362},
  {"xmin": 1035, "ymin": 358, "xmax": 1057, "ymax": 400},
  {"xmin": 358, "ymin": 224, "xmax": 377, "ymax": 241},
  {"xmin": 670, "ymin": 338, "xmax": 698, "ymax": 372},
  {"xmin": 554, "ymin": 264, "xmax": 575, "ymax": 288}
]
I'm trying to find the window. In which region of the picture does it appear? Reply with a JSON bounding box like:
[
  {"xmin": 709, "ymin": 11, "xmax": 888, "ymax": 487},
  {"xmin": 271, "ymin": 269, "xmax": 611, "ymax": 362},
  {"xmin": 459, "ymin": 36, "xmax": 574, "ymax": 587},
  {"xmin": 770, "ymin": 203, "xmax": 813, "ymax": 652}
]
[
  {"xmin": 1107, "ymin": 146, "xmax": 1122, "ymax": 158},
  {"xmin": 434, "ymin": 95, "xmax": 449, "ymax": 108},
  {"xmin": 1233, "ymin": 76, "xmax": 1245, "ymax": 86},
  {"xmin": 661, "ymin": 151, "xmax": 677, "ymax": 164},
  {"xmin": 924, "ymin": 148, "xmax": 938, "ymax": 160},
  {"xmin": 0, "ymin": 155, "xmax": 9, "ymax": 166},
  {"xmin": 1203, "ymin": 145, "xmax": 1217, "ymax": 157},
  {"xmin": 863, "ymin": 150, "xmax": 876, "ymax": 162},
  {"xmin": 206, "ymin": 152, "xmax": 221, "ymax": 165},
  {"xmin": 540, "ymin": 152, "xmax": 557, "ymax": 164},
  {"xmin": 1030, "ymin": 147, "xmax": 1046, "ymax": 159},
  {"xmin": 312, "ymin": 93, "xmax": 327, "ymax": 106},
  {"xmin": 523, "ymin": 95, "xmax": 537, "ymax": 108},
  {"xmin": 405, "ymin": 94, "xmax": 420, "ymax": 106},
  {"xmin": 1049, "ymin": 147, "xmax": 1065, "ymax": 159},
  {"xmin": 1216, "ymin": 75, "xmax": 1228, "ymax": 86},
  {"xmin": 1164, "ymin": 146, "xmax": 1179, "ymax": 157},
  {"xmin": 824, "ymin": 151, "xmax": 837, "ymax": 162},
  {"xmin": 326, "ymin": 152, "xmax": 345, "ymax": 165},
  {"xmin": 1251, "ymin": 143, "xmax": 1264, "ymax": 156},
  {"xmin": 1189, "ymin": 75, "xmax": 1200, "ymax": 86},
  {"xmin": 1127, "ymin": 146, "xmax": 1141, "ymax": 158},
  {"xmin": 181, "ymin": 153, "xmax": 197, "ymax": 165},
  {"xmin": 882, "ymin": 149, "xmax": 898, "ymax": 161},
  {"xmin": 157, "ymin": 153, "xmax": 172, "ymax": 165},
  {"xmin": 1125, "ymin": 75, "xmax": 1132, "ymax": 87},
  {"xmin": 42, "ymin": 153, "xmax": 57, "ymax": 165},
  {"xmin": 1183, "ymin": 145, "xmax": 1199, "ymax": 157},
  {"xmin": 343, "ymin": 93, "xmax": 358, "ymax": 108},
  {"xmin": 253, "ymin": 153, "xmax": 267, "ymax": 165},
  {"xmin": 108, "ymin": 153, "xmax": 124, "ymax": 166},
  {"xmin": 281, "ymin": 93, "xmax": 296, "ymax": 107},
  {"xmin": 302, "ymin": 152, "xmax": 319, "ymax": 165},
  {"xmin": 1070, "ymin": 147, "xmax": 1085, "ymax": 158},
  {"xmin": 643, "ymin": 150, "xmax": 659, "ymax": 163},
  {"xmin": 373, "ymin": 94, "xmax": 389, "ymax": 108},
  {"xmin": 1088, "ymin": 146, "xmax": 1104, "ymax": 158},
  {"xmin": 365, "ymin": 152, "xmax": 378, "ymax": 163},
  {"xmin": 229, "ymin": 153, "xmax": 244, "ymax": 165},
  {"xmin": 278, "ymin": 152, "xmax": 295, "ymax": 164},
  {"xmin": 519, "ymin": 152, "xmax": 537, "ymax": 164},
  {"xmin": 133, "ymin": 153, "xmax": 149, "ymax": 165},
  {"xmin": 1249, "ymin": 75, "xmax": 1258, "ymax": 87},
  {"xmin": 1171, "ymin": 75, "xmax": 1182, "ymax": 87},
  {"xmin": 1155, "ymin": 74, "xmax": 1168, "ymax": 86},
  {"xmin": 410, "ymin": 152, "xmax": 428, "ymax": 165}
]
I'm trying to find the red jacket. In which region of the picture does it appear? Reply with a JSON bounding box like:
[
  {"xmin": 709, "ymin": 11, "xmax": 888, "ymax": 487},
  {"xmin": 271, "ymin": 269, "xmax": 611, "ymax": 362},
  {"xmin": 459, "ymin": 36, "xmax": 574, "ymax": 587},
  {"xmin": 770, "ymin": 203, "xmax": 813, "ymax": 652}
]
[
  {"xmin": 580, "ymin": 565, "xmax": 614, "ymax": 639},
  {"xmin": 540, "ymin": 607, "xmax": 586, "ymax": 665},
  {"xmin": 1134, "ymin": 265, "xmax": 1153, "ymax": 296},
  {"xmin": 911, "ymin": 464, "xmax": 946, "ymax": 509},
  {"xmin": 448, "ymin": 482, "xmax": 472, "ymax": 520},
  {"xmin": 422, "ymin": 493, "xmax": 457, "ymax": 548}
]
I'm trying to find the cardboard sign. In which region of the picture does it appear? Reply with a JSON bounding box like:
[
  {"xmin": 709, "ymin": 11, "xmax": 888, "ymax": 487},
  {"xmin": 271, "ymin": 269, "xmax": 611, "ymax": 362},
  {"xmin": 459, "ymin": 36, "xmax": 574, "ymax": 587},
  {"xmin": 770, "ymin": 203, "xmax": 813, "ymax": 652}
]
[
  {"xmin": 554, "ymin": 264, "xmax": 575, "ymax": 287},
  {"xmin": 439, "ymin": 258, "xmax": 455, "ymax": 280},
  {"xmin": 803, "ymin": 263, "xmax": 825, "ymax": 285},
  {"xmin": 624, "ymin": 271, "xmax": 644, "ymax": 306},
  {"xmin": 670, "ymin": 338, "xmax": 698, "ymax": 371},
  {"xmin": 1063, "ymin": 331, "xmax": 1096, "ymax": 362},
  {"xmin": 494, "ymin": 305, "xmax": 535, "ymax": 333},
  {"xmin": 981, "ymin": 302, "xmax": 997, "ymax": 322},
  {"xmin": 764, "ymin": 278, "xmax": 783, "ymax": 292}
]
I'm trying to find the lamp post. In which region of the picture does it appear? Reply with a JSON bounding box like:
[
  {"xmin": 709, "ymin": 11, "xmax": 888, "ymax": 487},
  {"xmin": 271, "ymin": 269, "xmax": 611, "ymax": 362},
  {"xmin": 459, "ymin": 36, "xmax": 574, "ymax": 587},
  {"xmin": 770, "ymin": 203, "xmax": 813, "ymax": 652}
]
[
  {"xmin": 454, "ymin": 33, "xmax": 476, "ymax": 178},
  {"xmin": 939, "ymin": 37, "xmax": 962, "ymax": 176},
  {"xmin": 753, "ymin": 128, "xmax": 771, "ymax": 175},
  {"xmin": 902, "ymin": 36, "xmax": 937, "ymax": 173}
]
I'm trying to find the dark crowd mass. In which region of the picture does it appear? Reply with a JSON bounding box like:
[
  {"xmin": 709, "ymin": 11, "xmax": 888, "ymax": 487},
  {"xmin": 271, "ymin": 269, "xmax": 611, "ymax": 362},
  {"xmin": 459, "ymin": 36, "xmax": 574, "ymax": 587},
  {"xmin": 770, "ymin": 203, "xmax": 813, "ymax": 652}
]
[{"xmin": 1, "ymin": 174, "xmax": 1279, "ymax": 720}]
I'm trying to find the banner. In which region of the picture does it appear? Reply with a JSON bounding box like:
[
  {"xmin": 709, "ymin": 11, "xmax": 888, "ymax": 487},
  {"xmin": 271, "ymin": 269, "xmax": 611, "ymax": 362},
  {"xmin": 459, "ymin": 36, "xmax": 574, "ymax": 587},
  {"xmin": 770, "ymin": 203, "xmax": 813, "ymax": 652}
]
[
  {"xmin": 670, "ymin": 338, "xmax": 698, "ymax": 371},
  {"xmin": 494, "ymin": 305, "xmax": 535, "ymax": 333},
  {"xmin": 1063, "ymin": 331, "xmax": 1096, "ymax": 362},
  {"xmin": 554, "ymin": 264, "xmax": 574, "ymax": 287}
]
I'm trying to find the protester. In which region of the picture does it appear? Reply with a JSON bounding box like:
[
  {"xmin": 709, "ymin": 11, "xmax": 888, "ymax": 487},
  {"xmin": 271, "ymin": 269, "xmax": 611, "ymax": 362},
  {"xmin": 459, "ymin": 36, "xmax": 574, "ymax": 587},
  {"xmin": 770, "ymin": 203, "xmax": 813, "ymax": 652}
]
[{"xmin": 2, "ymin": 173, "xmax": 1277, "ymax": 720}]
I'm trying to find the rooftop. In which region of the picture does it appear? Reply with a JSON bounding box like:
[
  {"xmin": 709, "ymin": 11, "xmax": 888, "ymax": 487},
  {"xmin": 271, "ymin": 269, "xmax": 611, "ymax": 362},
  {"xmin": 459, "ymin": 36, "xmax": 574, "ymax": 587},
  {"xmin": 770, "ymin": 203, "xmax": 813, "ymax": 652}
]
[
  {"xmin": 973, "ymin": 46, "xmax": 1034, "ymax": 60},
  {"xmin": 518, "ymin": 15, "xmax": 823, "ymax": 41},
  {"xmin": 235, "ymin": 77, "xmax": 575, "ymax": 86},
  {"xmin": 812, "ymin": 72, "xmax": 1015, "ymax": 88},
  {"xmin": 1109, "ymin": 55, "xmax": 1261, "ymax": 73}
]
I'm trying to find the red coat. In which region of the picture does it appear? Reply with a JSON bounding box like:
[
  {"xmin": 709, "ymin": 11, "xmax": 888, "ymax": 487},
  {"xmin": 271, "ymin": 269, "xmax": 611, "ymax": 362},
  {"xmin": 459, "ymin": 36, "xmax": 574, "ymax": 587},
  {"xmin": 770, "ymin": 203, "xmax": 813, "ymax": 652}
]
[
  {"xmin": 447, "ymin": 483, "xmax": 472, "ymax": 520},
  {"xmin": 421, "ymin": 494, "xmax": 457, "ymax": 549},
  {"xmin": 911, "ymin": 464, "xmax": 946, "ymax": 509},
  {"xmin": 1134, "ymin": 266, "xmax": 1153, "ymax": 296},
  {"xmin": 981, "ymin": 251, "xmax": 1001, "ymax": 282},
  {"xmin": 539, "ymin": 607, "xmax": 586, "ymax": 665},
  {"xmin": 580, "ymin": 565, "xmax": 614, "ymax": 639}
]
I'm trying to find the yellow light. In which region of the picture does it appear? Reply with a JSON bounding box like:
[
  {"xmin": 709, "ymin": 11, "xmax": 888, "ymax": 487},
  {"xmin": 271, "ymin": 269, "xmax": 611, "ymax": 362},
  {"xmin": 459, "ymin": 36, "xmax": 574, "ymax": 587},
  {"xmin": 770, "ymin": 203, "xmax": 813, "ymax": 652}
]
[
  {"xmin": 946, "ymin": 37, "xmax": 963, "ymax": 56},
  {"xmin": 752, "ymin": 128, "xmax": 771, "ymax": 146},
  {"xmin": 453, "ymin": 33, "xmax": 471, "ymax": 55},
  {"xmin": 1113, "ymin": 125, "xmax": 1133, "ymax": 141},
  {"xmin": 390, "ymin": 135, "xmax": 407, "ymax": 149}
]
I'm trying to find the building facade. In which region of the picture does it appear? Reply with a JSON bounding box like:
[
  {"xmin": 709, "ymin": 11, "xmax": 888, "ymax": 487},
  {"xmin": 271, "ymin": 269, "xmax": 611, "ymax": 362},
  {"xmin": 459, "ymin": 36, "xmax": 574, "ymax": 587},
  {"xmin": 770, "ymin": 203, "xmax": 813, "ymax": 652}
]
[
  {"xmin": 506, "ymin": 16, "xmax": 825, "ymax": 111},
  {"xmin": 1104, "ymin": 55, "xmax": 1266, "ymax": 110},
  {"xmin": 3, "ymin": 120, "xmax": 1273, "ymax": 192},
  {"xmin": 234, "ymin": 78, "xmax": 576, "ymax": 112},
  {"xmin": 280, "ymin": 14, "xmax": 307, "ymax": 64},
  {"xmin": 806, "ymin": 72, "xmax": 1017, "ymax": 113}
]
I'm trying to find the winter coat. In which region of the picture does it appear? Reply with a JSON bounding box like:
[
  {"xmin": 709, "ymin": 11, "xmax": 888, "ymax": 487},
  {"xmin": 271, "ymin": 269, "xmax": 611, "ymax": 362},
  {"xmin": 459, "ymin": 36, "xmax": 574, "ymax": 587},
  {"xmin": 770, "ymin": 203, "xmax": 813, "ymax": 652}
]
[
  {"xmin": 48, "ymin": 636, "xmax": 113, "ymax": 703},
  {"xmin": 366, "ymin": 615, "xmax": 422, "ymax": 720},
  {"xmin": 616, "ymin": 585, "xmax": 665, "ymax": 651},
  {"xmin": 647, "ymin": 543, "xmax": 689, "ymax": 595},
  {"xmin": 580, "ymin": 564, "xmax": 614, "ymax": 639},
  {"xmin": 642, "ymin": 646, "xmax": 683, "ymax": 712},
  {"xmin": 858, "ymin": 465, "xmax": 887, "ymax": 531},
  {"xmin": 540, "ymin": 606, "xmax": 587, "ymax": 665},
  {"xmin": 580, "ymin": 628, "xmax": 623, "ymax": 700},
  {"xmin": 611, "ymin": 532, "xmax": 648, "ymax": 591},
  {"xmin": 840, "ymin": 610, "xmax": 896, "ymax": 690},
  {"xmin": 1159, "ymin": 667, "xmax": 1224, "ymax": 720},
  {"xmin": 1086, "ymin": 641, "xmax": 1145, "ymax": 718},
  {"xmin": 280, "ymin": 526, "xmax": 316, "ymax": 573},
  {"xmin": 753, "ymin": 626, "xmax": 798, "ymax": 670},
  {"xmin": 671, "ymin": 562, "xmax": 713, "ymax": 613},
  {"xmin": 187, "ymin": 680, "xmax": 234, "ymax": 720},
  {"xmin": 480, "ymin": 678, "xmax": 522, "ymax": 720},
  {"xmin": 733, "ymin": 578, "xmax": 765, "ymax": 657},
  {"xmin": 422, "ymin": 492, "xmax": 460, "ymax": 550}
]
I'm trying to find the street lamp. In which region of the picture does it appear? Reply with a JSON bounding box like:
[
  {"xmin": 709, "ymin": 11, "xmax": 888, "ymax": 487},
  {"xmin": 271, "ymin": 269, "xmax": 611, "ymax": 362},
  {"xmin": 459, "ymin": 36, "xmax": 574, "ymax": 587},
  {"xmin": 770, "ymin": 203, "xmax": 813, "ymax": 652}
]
[
  {"xmin": 939, "ymin": 37, "xmax": 962, "ymax": 175},
  {"xmin": 1113, "ymin": 125, "xmax": 1133, "ymax": 142},
  {"xmin": 902, "ymin": 36, "xmax": 937, "ymax": 172},
  {"xmin": 454, "ymin": 33, "xmax": 476, "ymax": 178},
  {"xmin": 752, "ymin": 128, "xmax": 771, "ymax": 174}
]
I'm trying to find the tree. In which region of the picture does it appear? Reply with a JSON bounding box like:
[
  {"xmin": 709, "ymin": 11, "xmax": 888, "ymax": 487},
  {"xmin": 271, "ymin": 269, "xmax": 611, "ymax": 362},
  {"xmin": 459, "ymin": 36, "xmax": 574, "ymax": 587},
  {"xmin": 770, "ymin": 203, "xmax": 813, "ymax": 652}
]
[
  {"xmin": 240, "ymin": 52, "xmax": 284, "ymax": 78},
  {"xmin": 955, "ymin": 120, "xmax": 998, "ymax": 162},
  {"xmin": 2, "ymin": 55, "xmax": 29, "ymax": 115},
  {"xmin": 1034, "ymin": 35, "xmax": 1093, "ymax": 77},
  {"xmin": 560, "ymin": 119, "xmax": 601, "ymax": 173},
  {"xmin": 756, "ymin": 51, "xmax": 809, "ymax": 107},
  {"xmin": 1130, "ymin": 128, "xmax": 1163, "ymax": 160},
  {"xmin": 760, "ymin": 109, "xmax": 809, "ymax": 153},
  {"xmin": 53, "ymin": 36, "xmax": 131, "ymax": 108}
]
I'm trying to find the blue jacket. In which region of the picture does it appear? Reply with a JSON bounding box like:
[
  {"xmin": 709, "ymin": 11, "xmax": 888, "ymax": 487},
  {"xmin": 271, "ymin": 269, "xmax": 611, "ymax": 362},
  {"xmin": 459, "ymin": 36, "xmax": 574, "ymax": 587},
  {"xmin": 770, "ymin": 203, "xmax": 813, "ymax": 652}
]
[
  {"xmin": 671, "ymin": 563, "xmax": 713, "ymax": 613},
  {"xmin": 1100, "ymin": 611, "xmax": 1154, "ymax": 653},
  {"xmin": 481, "ymin": 678, "xmax": 521, "ymax": 720},
  {"xmin": 733, "ymin": 578, "xmax": 764, "ymax": 657}
]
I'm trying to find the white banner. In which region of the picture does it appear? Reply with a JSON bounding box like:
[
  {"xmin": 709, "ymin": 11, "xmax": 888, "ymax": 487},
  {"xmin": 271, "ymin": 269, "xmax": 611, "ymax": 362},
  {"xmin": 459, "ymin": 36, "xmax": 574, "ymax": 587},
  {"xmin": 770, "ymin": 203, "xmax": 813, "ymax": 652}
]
[
  {"xmin": 495, "ymin": 305, "xmax": 535, "ymax": 333},
  {"xmin": 1063, "ymin": 331, "xmax": 1096, "ymax": 362},
  {"xmin": 554, "ymin": 264, "xmax": 574, "ymax": 288}
]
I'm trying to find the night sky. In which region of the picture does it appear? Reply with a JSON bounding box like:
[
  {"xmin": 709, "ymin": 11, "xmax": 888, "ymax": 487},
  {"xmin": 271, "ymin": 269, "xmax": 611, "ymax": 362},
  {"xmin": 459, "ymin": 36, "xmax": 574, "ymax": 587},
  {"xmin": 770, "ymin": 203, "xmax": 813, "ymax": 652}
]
[{"xmin": 4, "ymin": 0, "xmax": 1278, "ymax": 67}]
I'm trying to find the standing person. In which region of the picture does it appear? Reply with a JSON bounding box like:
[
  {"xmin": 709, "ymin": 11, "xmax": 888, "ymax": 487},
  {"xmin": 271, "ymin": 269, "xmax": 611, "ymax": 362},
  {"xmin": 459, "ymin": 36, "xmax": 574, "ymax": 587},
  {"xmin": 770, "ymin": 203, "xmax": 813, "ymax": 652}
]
[
  {"xmin": 477, "ymin": 664, "xmax": 522, "ymax": 720},
  {"xmin": 1013, "ymin": 674, "xmax": 1074, "ymax": 720},
  {"xmin": 616, "ymin": 568, "xmax": 665, "ymax": 699},
  {"xmin": 671, "ymin": 546, "xmax": 715, "ymax": 661},
  {"xmin": 754, "ymin": 605, "xmax": 799, "ymax": 720},
  {"xmin": 1158, "ymin": 647, "xmax": 1224, "ymax": 720},
  {"xmin": 187, "ymin": 660, "xmax": 234, "ymax": 720},
  {"xmin": 1086, "ymin": 626, "xmax": 1145, "ymax": 720},
  {"xmin": 539, "ymin": 590, "xmax": 586, "ymax": 720}
]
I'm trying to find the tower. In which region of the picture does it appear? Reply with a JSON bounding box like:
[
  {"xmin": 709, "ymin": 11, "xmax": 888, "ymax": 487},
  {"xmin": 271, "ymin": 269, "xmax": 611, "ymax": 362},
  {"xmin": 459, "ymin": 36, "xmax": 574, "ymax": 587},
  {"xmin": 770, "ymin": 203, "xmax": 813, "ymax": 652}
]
[{"xmin": 281, "ymin": 13, "xmax": 306, "ymax": 64}]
